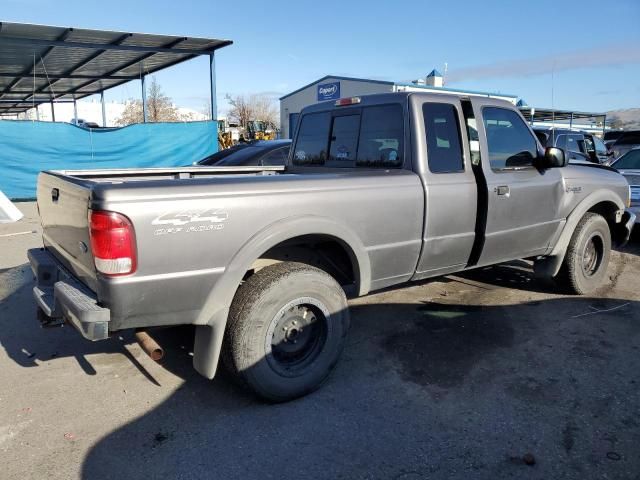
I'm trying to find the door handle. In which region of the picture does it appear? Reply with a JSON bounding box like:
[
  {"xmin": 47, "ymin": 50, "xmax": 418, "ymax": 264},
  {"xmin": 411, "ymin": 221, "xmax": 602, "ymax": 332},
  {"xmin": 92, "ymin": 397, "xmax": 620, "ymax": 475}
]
[{"xmin": 495, "ymin": 185, "xmax": 510, "ymax": 196}]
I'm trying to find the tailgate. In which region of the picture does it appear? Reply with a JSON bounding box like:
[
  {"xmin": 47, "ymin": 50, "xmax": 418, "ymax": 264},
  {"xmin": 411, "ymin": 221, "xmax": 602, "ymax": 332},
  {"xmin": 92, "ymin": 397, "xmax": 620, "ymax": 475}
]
[{"xmin": 37, "ymin": 172, "xmax": 98, "ymax": 292}]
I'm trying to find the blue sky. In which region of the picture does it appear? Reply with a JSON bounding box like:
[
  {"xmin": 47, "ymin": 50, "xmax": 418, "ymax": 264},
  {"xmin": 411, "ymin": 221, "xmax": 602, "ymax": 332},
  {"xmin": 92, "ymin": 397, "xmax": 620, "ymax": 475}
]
[{"xmin": 3, "ymin": 0, "xmax": 640, "ymax": 115}]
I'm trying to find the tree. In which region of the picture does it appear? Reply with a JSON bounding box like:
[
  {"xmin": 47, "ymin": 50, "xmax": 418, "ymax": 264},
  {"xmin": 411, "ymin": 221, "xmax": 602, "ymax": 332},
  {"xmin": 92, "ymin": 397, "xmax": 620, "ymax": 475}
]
[
  {"xmin": 225, "ymin": 93, "xmax": 279, "ymax": 129},
  {"xmin": 116, "ymin": 77, "xmax": 182, "ymax": 126}
]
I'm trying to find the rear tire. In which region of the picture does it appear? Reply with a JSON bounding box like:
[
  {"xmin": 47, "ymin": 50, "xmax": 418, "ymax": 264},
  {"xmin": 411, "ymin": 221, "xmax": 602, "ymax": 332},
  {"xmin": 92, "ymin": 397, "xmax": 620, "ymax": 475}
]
[
  {"xmin": 556, "ymin": 213, "xmax": 611, "ymax": 295},
  {"xmin": 223, "ymin": 262, "xmax": 350, "ymax": 402}
]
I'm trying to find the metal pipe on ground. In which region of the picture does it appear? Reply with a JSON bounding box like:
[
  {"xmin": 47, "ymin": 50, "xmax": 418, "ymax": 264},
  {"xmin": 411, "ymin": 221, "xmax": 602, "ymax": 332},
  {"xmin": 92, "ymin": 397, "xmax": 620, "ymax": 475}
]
[{"xmin": 135, "ymin": 330, "xmax": 164, "ymax": 361}]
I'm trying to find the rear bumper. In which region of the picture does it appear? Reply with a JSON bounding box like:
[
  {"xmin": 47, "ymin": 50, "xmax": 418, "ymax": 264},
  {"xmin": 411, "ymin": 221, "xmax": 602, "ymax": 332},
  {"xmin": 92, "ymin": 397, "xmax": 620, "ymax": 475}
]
[{"xmin": 28, "ymin": 248, "xmax": 110, "ymax": 341}]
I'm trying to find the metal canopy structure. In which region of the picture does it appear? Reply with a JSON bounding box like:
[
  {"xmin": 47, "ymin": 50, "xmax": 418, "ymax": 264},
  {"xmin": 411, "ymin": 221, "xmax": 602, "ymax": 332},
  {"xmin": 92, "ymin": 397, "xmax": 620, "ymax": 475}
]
[
  {"xmin": 519, "ymin": 106, "xmax": 607, "ymax": 134},
  {"xmin": 0, "ymin": 21, "xmax": 232, "ymax": 121}
]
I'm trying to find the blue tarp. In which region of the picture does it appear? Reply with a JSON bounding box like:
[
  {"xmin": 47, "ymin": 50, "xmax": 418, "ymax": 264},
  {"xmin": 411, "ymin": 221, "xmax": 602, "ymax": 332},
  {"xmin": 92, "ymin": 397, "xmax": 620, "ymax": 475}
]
[{"xmin": 0, "ymin": 120, "xmax": 217, "ymax": 199}]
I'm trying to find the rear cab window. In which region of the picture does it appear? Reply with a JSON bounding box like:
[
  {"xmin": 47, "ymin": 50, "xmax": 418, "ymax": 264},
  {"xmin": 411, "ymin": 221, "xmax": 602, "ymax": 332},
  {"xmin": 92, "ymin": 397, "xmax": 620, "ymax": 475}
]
[
  {"xmin": 293, "ymin": 112, "xmax": 331, "ymax": 165},
  {"xmin": 423, "ymin": 102, "xmax": 464, "ymax": 173},
  {"xmin": 293, "ymin": 104, "xmax": 404, "ymax": 169}
]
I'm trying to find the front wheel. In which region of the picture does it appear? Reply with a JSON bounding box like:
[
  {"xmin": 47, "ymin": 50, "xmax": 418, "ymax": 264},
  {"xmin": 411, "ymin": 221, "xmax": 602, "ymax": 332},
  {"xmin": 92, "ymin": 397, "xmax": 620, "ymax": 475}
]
[
  {"xmin": 556, "ymin": 213, "xmax": 611, "ymax": 295},
  {"xmin": 223, "ymin": 262, "xmax": 350, "ymax": 402}
]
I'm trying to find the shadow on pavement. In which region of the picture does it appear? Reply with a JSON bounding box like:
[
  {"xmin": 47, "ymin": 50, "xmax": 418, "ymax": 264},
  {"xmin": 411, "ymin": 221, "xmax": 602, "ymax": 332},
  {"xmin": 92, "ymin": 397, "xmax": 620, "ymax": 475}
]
[
  {"xmin": 83, "ymin": 298, "xmax": 639, "ymax": 479},
  {"xmin": 1, "ymin": 262, "xmax": 639, "ymax": 479},
  {"xmin": 0, "ymin": 264, "xmax": 163, "ymax": 384}
]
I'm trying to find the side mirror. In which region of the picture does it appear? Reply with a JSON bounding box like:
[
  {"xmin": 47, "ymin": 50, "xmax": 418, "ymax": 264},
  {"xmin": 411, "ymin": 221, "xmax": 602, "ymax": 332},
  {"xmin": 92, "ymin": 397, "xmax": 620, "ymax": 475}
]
[{"xmin": 537, "ymin": 147, "xmax": 566, "ymax": 168}]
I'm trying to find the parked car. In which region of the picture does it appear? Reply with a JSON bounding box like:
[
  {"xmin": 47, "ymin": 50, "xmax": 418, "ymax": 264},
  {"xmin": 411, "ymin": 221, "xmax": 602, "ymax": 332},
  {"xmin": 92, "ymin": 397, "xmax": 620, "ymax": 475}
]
[
  {"xmin": 607, "ymin": 130, "xmax": 640, "ymax": 160},
  {"xmin": 534, "ymin": 128, "xmax": 610, "ymax": 164},
  {"xmin": 604, "ymin": 131, "xmax": 624, "ymax": 143},
  {"xmin": 196, "ymin": 140, "xmax": 291, "ymax": 166},
  {"xmin": 29, "ymin": 92, "xmax": 634, "ymax": 401},
  {"xmin": 70, "ymin": 118, "xmax": 100, "ymax": 129},
  {"xmin": 612, "ymin": 147, "xmax": 640, "ymax": 224}
]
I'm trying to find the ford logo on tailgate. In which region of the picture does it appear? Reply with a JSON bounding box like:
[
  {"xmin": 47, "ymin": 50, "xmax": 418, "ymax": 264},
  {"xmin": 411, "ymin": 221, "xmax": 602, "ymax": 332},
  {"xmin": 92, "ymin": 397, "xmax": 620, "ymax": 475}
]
[{"xmin": 317, "ymin": 82, "xmax": 340, "ymax": 101}]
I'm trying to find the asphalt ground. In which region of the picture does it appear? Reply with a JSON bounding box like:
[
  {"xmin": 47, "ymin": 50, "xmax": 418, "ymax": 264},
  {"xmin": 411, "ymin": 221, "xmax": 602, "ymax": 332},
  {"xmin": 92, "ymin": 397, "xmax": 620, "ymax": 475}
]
[{"xmin": 1, "ymin": 202, "xmax": 639, "ymax": 480}]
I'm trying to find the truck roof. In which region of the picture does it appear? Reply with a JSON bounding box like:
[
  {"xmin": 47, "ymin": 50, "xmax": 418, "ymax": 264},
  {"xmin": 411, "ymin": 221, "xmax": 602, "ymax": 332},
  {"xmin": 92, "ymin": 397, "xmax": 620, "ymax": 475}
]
[{"xmin": 299, "ymin": 91, "xmax": 517, "ymax": 116}]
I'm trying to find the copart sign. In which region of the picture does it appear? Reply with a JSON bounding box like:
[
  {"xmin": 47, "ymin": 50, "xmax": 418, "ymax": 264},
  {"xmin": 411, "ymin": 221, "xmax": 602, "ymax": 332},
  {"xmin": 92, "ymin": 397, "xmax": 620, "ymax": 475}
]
[{"xmin": 317, "ymin": 82, "xmax": 340, "ymax": 101}]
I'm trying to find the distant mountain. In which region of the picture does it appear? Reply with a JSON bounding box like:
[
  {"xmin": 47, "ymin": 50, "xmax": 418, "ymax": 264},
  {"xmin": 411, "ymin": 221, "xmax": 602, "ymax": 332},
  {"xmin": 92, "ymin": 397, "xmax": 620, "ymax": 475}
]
[{"xmin": 607, "ymin": 108, "xmax": 640, "ymax": 130}]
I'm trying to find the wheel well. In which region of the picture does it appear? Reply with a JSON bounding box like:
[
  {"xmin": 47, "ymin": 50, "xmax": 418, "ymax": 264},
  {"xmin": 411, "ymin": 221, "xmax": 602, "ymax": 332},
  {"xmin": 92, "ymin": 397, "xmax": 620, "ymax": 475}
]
[
  {"xmin": 587, "ymin": 201, "xmax": 623, "ymax": 243},
  {"xmin": 246, "ymin": 235, "xmax": 358, "ymax": 292}
]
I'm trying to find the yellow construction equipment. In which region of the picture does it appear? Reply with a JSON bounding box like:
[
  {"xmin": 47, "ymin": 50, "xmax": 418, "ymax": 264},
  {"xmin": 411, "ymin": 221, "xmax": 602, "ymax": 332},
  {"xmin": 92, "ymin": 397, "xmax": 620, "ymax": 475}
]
[{"xmin": 247, "ymin": 121, "xmax": 276, "ymax": 141}]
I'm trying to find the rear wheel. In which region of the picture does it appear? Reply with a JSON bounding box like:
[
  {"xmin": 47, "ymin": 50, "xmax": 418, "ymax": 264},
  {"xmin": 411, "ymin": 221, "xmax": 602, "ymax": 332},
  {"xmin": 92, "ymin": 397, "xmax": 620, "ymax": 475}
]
[
  {"xmin": 223, "ymin": 262, "xmax": 349, "ymax": 402},
  {"xmin": 556, "ymin": 213, "xmax": 611, "ymax": 295}
]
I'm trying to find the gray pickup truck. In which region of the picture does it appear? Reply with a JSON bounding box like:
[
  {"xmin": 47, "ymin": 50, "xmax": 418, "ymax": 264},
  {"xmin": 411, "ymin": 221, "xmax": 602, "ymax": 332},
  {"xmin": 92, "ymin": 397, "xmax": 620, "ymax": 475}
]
[{"xmin": 29, "ymin": 92, "xmax": 634, "ymax": 401}]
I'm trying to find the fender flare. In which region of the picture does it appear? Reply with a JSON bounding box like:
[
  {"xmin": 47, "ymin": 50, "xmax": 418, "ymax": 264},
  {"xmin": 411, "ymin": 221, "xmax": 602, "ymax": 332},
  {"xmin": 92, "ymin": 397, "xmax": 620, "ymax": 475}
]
[
  {"xmin": 536, "ymin": 189, "xmax": 625, "ymax": 278},
  {"xmin": 192, "ymin": 215, "xmax": 371, "ymax": 379}
]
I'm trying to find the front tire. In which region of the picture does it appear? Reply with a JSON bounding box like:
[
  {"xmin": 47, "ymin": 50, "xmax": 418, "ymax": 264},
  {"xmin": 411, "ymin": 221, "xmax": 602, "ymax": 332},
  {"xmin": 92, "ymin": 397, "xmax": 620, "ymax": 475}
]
[
  {"xmin": 223, "ymin": 262, "xmax": 350, "ymax": 402},
  {"xmin": 556, "ymin": 213, "xmax": 611, "ymax": 295}
]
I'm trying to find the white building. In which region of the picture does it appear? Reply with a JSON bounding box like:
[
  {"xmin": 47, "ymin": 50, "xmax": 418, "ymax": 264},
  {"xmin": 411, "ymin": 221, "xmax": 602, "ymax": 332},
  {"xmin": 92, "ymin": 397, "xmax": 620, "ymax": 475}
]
[{"xmin": 279, "ymin": 71, "xmax": 518, "ymax": 138}]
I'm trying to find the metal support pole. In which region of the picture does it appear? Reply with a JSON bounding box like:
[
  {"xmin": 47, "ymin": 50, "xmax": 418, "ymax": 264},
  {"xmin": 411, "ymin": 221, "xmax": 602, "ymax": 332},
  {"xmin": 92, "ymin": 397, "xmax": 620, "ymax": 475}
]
[
  {"xmin": 100, "ymin": 91, "xmax": 107, "ymax": 127},
  {"xmin": 35, "ymin": 105, "xmax": 40, "ymax": 121},
  {"xmin": 569, "ymin": 112, "xmax": 573, "ymax": 130},
  {"xmin": 209, "ymin": 53, "xmax": 217, "ymax": 122},
  {"xmin": 73, "ymin": 97, "xmax": 78, "ymax": 124},
  {"xmin": 50, "ymin": 99, "xmax": 55, "ymax": 122},
  {"xmin": 602, "ymin": 115, "xmax": 606, "ymax": 136},
  {"xmin": 141, "ymin": 73, "xmax": 147, "ymax": 123}
]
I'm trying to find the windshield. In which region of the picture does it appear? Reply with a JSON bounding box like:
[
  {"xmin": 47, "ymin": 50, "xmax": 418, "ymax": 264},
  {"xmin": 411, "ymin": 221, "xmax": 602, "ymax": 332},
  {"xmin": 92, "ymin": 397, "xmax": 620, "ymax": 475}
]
[{"xmin": 614, "ymin": 150, "xmax": 640, "ymax": 169}]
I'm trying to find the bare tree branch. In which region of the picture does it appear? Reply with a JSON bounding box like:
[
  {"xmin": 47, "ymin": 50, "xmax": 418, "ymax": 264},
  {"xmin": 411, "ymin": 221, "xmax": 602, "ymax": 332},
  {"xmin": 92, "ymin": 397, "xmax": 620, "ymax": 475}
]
[
  {"xmin": 225, "ymin": 93, "xmax": 279, "ymax": 129},
  {"xmin": 116, "ymin": 77, "xmax": 189, "ymax": 126}
]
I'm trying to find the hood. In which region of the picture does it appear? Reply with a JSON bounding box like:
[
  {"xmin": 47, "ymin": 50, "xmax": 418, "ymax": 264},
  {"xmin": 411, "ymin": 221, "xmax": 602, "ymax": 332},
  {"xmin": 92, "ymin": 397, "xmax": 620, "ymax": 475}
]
[
  {"xmin": 569, "ymin": 159, "xmax": 618, "ymax": 173},
  {"xmin": 617, "ymin": 169, "xmax": 640, "ymax": 185}
]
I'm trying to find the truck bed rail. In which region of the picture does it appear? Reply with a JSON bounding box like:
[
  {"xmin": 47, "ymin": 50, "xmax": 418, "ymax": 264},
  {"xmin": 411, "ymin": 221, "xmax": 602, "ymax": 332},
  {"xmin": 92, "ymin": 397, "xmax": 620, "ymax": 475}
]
[{"xmin": 48, "ymin": 165, "xmax": 285, "ymax": 181}]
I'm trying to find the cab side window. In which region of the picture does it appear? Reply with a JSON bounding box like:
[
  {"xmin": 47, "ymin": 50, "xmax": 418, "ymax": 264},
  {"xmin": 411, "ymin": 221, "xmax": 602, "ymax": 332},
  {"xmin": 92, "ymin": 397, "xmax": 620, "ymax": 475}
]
[
  {"xmin": 483, "ymin": 107, "xmax": 537, "ymax": 170},
  {"xmin": 423, "ymin": 102, "xmax": 464, "ymax": 173}
]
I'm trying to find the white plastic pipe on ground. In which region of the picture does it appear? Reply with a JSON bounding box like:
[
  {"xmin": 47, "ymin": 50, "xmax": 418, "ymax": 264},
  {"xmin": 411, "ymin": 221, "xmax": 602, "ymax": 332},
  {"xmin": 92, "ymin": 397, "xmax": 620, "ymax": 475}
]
[{"xmin": 0, "ymin": 191, "xmax": 24, "ymax": 223}]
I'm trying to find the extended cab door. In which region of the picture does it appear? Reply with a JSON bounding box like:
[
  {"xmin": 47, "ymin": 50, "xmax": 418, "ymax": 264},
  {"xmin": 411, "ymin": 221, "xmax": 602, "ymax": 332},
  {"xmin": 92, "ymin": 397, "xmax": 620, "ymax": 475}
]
[
  {"xmin": 411, "ymin": 95, "xmax": 478, "ymax": 278},
  {"xmin": 472, "ymin": 99, "xmax": 564, "ymax": 265}
]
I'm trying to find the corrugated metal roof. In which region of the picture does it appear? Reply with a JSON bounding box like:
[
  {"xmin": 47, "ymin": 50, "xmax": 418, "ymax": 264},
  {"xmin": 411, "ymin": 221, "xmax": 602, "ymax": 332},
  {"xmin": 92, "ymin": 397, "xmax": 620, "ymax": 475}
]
[{"xmin": 0, "ymin": 21, "xmax": 232, "ymax": 115}]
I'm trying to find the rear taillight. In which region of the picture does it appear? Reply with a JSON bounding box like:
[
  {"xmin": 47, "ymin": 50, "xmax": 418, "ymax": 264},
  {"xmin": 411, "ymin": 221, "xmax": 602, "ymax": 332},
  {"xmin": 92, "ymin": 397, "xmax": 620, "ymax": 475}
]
[{"xmin": 89, "ymin": 210, "xmax": 137, "ymax": 276}]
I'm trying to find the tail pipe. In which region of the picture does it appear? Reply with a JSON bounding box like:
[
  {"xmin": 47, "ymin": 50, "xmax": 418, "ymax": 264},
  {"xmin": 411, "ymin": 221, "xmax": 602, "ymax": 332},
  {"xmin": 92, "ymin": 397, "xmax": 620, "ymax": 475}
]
[{"xmin": 135, "ymin": 330, "xmax": 164, "ymax": 361}]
